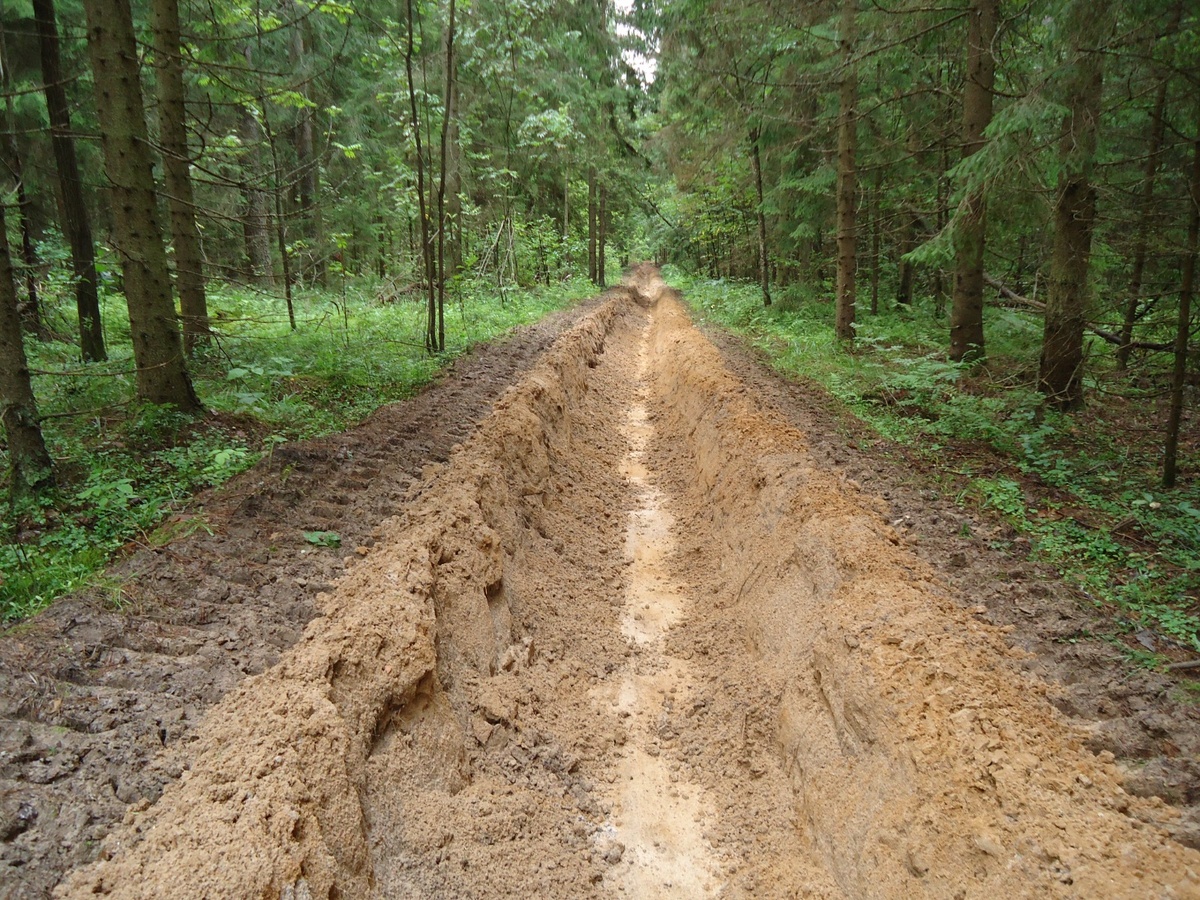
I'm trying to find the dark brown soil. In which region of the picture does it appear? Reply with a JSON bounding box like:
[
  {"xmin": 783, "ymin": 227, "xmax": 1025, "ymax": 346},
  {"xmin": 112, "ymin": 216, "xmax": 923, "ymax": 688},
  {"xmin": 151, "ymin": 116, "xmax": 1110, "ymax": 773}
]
[{"xmin": 0, "ymin": 303, "xmax": 591, "ymax": 900}]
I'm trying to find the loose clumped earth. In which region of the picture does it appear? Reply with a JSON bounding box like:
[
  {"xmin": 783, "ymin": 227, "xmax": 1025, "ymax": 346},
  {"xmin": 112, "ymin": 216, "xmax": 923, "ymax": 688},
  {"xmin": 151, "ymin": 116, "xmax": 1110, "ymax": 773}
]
[{"xmin": 2, "ymin": 268, "xmax": 1200, "ymax": 898}]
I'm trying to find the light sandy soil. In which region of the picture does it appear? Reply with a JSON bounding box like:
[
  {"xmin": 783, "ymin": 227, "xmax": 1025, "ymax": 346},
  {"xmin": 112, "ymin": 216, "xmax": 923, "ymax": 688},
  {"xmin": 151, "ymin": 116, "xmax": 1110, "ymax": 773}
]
[{"xmin": 22, "ymin": 270, "xmax": 1200, "ymax": 897}]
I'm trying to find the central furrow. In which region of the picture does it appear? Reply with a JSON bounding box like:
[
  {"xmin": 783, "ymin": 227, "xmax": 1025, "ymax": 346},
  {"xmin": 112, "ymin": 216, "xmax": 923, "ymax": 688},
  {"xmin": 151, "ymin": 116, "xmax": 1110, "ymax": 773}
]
[{"xmin": 592, "ymin": 315, "xmax": 728, "ymax": 897}]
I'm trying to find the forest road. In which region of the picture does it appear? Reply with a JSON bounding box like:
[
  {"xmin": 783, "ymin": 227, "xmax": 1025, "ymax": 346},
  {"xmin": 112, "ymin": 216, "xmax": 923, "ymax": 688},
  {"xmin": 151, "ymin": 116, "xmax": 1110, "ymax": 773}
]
[{"xmin": 32, "ymin": 268, "xmax": 1200, "ymax": 898}]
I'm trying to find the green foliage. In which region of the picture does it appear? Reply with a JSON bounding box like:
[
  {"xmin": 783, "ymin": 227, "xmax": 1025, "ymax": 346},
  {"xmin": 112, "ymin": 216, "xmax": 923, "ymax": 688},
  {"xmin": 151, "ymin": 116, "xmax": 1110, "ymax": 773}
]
[
  {"xmin": 973, "ymin": 477, "xmax": 1028, "ymax": 522},
  {"xmin": 993, "ymin": 479, "xmax": 1199, "ymax": 659},
  {"xmin": 1171, "ymin": 680, "xmax": 1200, "ymax": 705},
  {"xmin": 187, "ymin": 278, "xmax": 588, "ymax": 436},
  {"xmin": 303, "ymin": 531, "xmax": 342, "ymax": 548},
  {"xmin": 0, "ymin": 424, "xmax": 255, "ymax": 622}
]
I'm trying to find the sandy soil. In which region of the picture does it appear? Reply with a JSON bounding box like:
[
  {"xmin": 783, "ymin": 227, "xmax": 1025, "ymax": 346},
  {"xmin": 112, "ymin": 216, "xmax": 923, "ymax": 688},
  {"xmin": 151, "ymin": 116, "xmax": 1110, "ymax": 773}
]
[{"xmin": 4, "ymin": 269, "xmax": 1200, "ymax": 898}]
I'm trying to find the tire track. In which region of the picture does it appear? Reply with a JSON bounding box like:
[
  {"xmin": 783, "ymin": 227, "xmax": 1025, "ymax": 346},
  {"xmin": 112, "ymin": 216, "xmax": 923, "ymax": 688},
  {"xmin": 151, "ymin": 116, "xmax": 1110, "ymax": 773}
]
[{"xmin": 593, "ymin": 314, "xmax": 727, "ymax": 896}]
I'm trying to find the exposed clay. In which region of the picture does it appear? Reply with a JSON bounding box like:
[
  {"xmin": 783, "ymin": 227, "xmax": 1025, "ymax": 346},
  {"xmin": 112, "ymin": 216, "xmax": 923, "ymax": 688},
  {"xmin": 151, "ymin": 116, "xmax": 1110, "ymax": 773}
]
[{"xmin": 6, "ymin": 270, "xmax": 1200, "ymax": 898}]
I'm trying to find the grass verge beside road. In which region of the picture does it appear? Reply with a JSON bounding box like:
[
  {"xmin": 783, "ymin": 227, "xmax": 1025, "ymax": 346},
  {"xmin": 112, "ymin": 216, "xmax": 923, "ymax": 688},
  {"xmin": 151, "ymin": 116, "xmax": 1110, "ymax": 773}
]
[{"xmin": 1, "ymin": 278, "xmax": 590, "ymax": 621}]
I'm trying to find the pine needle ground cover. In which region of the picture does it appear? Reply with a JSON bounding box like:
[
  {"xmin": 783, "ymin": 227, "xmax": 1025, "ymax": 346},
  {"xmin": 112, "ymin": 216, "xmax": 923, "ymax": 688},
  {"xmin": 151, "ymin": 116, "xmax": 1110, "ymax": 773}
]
[
  {"xmin": 675, "ymin": 268, "xmax": 1200, "ymax": 671},
  {"xmin": 0, "ymin": 279, "xmax": 589, "ymax": 621}
]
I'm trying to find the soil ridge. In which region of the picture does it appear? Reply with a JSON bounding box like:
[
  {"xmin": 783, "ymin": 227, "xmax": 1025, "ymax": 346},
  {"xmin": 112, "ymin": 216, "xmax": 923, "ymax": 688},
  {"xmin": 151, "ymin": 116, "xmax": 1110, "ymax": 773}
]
[
  {"xmin": 53, "ymin": 286, "xmax": 644, "ymax": 898},
  {"xmin": 645, "ymin": 280, "xmax": 1200, "ymax": 897}
]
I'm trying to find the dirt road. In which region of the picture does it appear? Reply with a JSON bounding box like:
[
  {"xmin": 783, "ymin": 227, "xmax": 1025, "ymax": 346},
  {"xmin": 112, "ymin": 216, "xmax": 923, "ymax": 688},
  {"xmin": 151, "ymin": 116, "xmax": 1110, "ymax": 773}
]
[{"xmin": 7, "ymin": 269, "xmax": 1200, "ymax": 897}]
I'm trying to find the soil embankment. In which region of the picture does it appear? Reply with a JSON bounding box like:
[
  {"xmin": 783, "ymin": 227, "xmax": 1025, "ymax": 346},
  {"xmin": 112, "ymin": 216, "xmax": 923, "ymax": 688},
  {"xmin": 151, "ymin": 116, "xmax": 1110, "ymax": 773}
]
[
  {"xmin": 0, "ymin": 308, "xmax": 586, "ymax": 899},
  {"xmin": 13, "ymin": 269, "xmax": 1200, "ymax": 897}
]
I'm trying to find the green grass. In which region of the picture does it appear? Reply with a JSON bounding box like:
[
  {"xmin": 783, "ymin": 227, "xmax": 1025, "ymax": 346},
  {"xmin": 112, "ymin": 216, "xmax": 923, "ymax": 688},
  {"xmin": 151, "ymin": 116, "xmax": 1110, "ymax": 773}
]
[
  {"xmin": 1171, "ymin": 680, "xmax": 1200, "ymax": 705},
  {"xmin": 670, "ymin": 266, "xmax": 1200, "ymax": 659},
  {"xmin": 1, "ymin": 276, "xmax": 590, "ymax": 621}
]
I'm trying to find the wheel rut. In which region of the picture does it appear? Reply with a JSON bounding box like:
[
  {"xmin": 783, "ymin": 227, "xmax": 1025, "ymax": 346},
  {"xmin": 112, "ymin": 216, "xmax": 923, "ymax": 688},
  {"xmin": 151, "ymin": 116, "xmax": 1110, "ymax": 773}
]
[
  {"xmin": 50, "ymin": 270, "xmax": 1200, "ymax": 900},
  {"xmin": 593, "ymin": 314, "xmax": 726, "ymax": 896}
]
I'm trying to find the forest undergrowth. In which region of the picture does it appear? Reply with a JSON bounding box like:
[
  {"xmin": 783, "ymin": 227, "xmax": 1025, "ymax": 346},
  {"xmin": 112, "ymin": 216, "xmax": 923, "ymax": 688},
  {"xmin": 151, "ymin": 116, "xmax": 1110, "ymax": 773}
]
[
  {"xmin": 672, "ymin": 267, "xmax": 1200, "ymax": 675},
  {"xmin": 0, "ymin": 277, "xmax": 590, "ymax": 621}
]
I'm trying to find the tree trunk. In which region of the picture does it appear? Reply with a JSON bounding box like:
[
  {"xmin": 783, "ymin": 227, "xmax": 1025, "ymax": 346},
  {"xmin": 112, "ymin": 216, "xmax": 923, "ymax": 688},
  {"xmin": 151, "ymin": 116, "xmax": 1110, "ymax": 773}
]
[
  {"xmin": 33, "ymin": 0, "xmax": 106, "ymax": 362},
  {"xmin": 252, "ymin": 72, "xmax": 295, "ymax": 329},
  {"xmin": 950, "ymin": 0, "xmax": 996, "ymax": 362},
  {"xmin": 240, "ymin": 44, "xmax": 274, "ymax": 289},
  {"xmin": 296, "ymin": 108, "xmax": 323, "ymax": 283},
  {"xmin": 598, "ymin": 181, "xmax": 608, "ymax": 288},
  {"xmin": 0, "ymin": 201, "xmax": 54, "ymax": 501},
  {"xmin": 1038, "ymin": 2, "xmax": 1109, "ymax": 409},
  {"xmin": 272, "ymin": 160, "xmax": 296, "ymax": 330},
  {"xmin": 933, "ymin": 143, "xmax": 949, "ymax": 318},
  {"xmin": 0, "ymin": 18, "xmax": 45, "ymax": 340},
  {"xmin": 289, "ymin": 5, "xmax": 325, "ymax": 286},
  {"xmin": 835, "ymin": 1, "xmax": 858, "ymax": 341},
  {"xmin": 404, "ymin": 0, "xmax": 436, "ymax": 353},
  {"xmin": 1118, "ymin": 76, "xmax": 1169, "ymax": 370},
  {"xmin": 240, "ymin": 103, "xmax": 275, "ymax": 287},
  {"xmin": 376, "ymin": 207, "xmax": 387, "ymax": 279},
  {"xmin": 4, "ymin": 144, "xmax": 44, "ymax": 340},
  {"xmin": 445, "ymin": 47, "xmax": 462, "ymax": 278},
  {"xmin": 896, "ymin": 117, "xmax": 921, "ymax": 306},
  {"xmin": 870, "ymin": 166, "xmax": 881, "ymax": 314},
  {"xmin": 82, "ymin": 0, "xmax": 200, "ymax": 410},
  {"xmin": 151, "ymin": 0, "xmax": 209, "ymax": 354},
  {"xmin": 588, "ymin": 167, "xmax": 597, "ymax": 284},
  {"xmin": 17, "ymin": 195, "xmax": 40, "ymax": 337},
  {"xmin": 1118, "ymin": 1, "xmax": 1180, "ymax": 370},
  {"xmin": 896, "ymin": 213, "xmax": 917, "ymax": 305},
  {"xmin": 1163, "ymin": 102, "xmax": 1200, "ymax": 489},
  {"xmin": 435, "ymin": 0, "xmax": 456, "ymax": 352},
  {"xmin": 1015, "ymin": 234, "xmax": 1027, "ymax": 293},
  {"xmin": 749, "ymin": 126, "xmax": 771, "ymax": 306}
]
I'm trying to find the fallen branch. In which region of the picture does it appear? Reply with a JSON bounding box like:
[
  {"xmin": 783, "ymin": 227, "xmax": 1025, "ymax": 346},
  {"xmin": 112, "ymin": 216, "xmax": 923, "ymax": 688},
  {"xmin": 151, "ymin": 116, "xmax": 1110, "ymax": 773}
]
[
  {"xmin": 38, "ymin": 401, "xmax": 131, "ymax": 422},
  {"xmin": 1165, "ymin": 659, "xmax": 1200, "ymax": 672},
  {"xmin": 984, "ymin": 274, "xmax": 1173, "ymax": 352}
]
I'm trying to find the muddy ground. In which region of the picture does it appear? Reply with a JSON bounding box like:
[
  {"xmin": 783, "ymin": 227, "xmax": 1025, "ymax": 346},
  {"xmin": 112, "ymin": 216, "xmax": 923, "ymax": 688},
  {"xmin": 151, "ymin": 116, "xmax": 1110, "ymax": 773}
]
[
  {"xmin": 3, "ymin": 269, "xmax": 1200, "ymax": 898},
  {"xmin": 0, "ymin": 303, "xmax": 592, "ymax": 899}
]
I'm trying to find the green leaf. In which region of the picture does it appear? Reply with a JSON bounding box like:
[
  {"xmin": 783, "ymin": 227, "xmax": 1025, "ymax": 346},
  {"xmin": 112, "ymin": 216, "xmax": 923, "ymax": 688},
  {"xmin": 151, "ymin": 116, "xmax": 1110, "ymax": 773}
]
[{"xmin": 304, "ymin": 531, "xmax": 342, "ymax": 548}]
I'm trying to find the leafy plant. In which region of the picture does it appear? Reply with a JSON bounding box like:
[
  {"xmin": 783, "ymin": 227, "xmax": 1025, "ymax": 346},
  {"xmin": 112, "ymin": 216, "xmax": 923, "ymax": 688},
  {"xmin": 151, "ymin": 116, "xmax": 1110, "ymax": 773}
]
[{"xmin": 303, "ymin": 531, "xmax": 342, "ymax": 548}]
